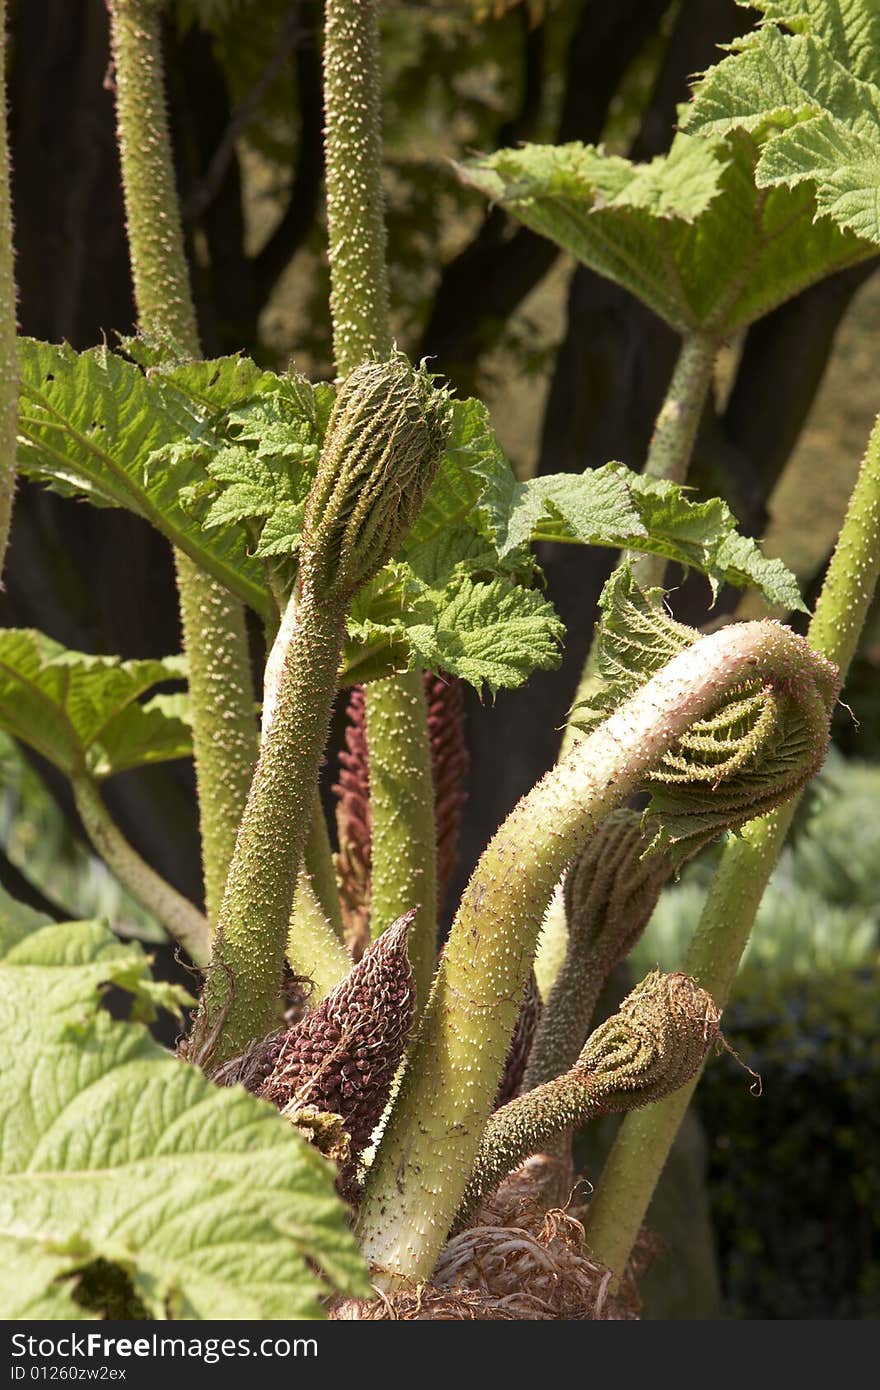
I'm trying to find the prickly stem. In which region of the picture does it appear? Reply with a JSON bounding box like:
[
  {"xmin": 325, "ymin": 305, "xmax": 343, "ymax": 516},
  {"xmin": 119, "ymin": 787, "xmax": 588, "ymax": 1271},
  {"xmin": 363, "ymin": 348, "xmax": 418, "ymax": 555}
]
[
  {"xmin": 322, "ymin": 0, "xmax": 442, "ymax": 1018},
  {"xmin": 357, "ymin": 619, "xmax": 837, "ymax": 1283},
  {"xmin": 191, "ymin": 583, "xmax": 348, "ymax": 1065},
  {"xmin": 107, "ymin": 0, "xmax": 258, "ymax": 929},
  {"xmin": 585, "ymin": 411, "xmax": 880, "ymax": 1280},
  {"xmin": 323, "ymin": 0, "xmax": 391, "ymax": 375},
  {"xmin": 72, "ymin": 775, "xmax": 210, "ymax": 965},
  {"xmin": 366, "ymin": 669, "xmax": 438, "ymax": 1009}
]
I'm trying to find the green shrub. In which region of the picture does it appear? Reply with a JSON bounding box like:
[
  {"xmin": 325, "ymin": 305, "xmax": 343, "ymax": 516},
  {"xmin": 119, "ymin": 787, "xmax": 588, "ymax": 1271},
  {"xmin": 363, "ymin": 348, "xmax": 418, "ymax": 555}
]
[{"xmin": 698, "ymin": 964, "xmax": 880, "ymax": 1319}]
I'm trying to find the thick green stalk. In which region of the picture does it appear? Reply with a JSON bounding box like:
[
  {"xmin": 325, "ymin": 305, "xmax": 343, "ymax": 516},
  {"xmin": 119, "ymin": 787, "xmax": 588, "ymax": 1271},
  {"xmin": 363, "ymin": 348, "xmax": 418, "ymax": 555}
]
[
  {"xmin": 323, "ymin": 0, "xmax": 439, "ymax": 997},
  {"xmin": 0, "ymin": 0, "xmax": 16, "ymax": 578},
  {"xmin": 324, "ymin": 0, "xmax": 391, "ymax": 375},
  {"xmin": 192, "ymin": 355, "xmax": 449, "ymax": 1066},
  {"xmin": 192, "ymin": 582, "xmax": 348, "ymax": 1065},
  {"xmin": 365, "ymin": 669, "xmax": 437, "ymax": 1007},
  {"xmin": 72, "ymin": 775, "xmax": 210, "ymax": 965},
  {"xmin": 357, "ymin": 619, "xmax": 835, "ymax": 1283},
  {"xmin": 640, "ymin": 333, "xmax": 718, "ymax": 485},
  {"xmin": 175, "ymin": 568, "xmax": 258, "ymax": 925},
  {"xmin": 107, "ymin": 0, "xmax": 257, "ymax": 927},
  {"xmin": 584, "ymin": 411, "xmax": 880, "ymax": 1279},
  {"xmin": 287, "ymin": 866, "xmax": 352, "ymax": 1002}
]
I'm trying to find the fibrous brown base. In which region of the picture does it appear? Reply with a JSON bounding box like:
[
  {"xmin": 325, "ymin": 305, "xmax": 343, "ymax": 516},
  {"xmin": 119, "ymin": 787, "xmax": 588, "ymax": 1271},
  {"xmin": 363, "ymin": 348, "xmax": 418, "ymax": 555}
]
[{"xmin": 330, "ymin": 1154, "xmax": 650, "ymax": 1321}]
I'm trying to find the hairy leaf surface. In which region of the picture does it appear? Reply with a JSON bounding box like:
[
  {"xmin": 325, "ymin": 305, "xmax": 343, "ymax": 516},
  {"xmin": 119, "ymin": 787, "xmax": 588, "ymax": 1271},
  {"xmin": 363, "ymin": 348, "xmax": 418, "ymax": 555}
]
[
  {"xmin": 17, "ymin": 347, "xmax": 804, "ymax": 694},
  {"xmin": 462, "ymin": 126, "xmax": 871, "ymax": 333},
  {"xmin": 685, "ymin": 0, "xmax": 880, "ymax": 246},
  {"xmin": 16, "ymin": 341, "xmax": 272, "ymax": 617},
  {"xmin": 0, "ymin": 629, "xmax": 190, "ymax": 779},
  {"xmin": 0, "ymin": 912, "xmax": 368, "ymax": 1320}
]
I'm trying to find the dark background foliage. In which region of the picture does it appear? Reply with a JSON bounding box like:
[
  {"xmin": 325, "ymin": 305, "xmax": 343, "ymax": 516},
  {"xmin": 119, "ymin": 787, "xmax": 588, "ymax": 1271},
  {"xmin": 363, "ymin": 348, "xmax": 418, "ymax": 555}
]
[{"xmin": 699, "ymin": 966, "xmax": 880, "ymax": 1319}]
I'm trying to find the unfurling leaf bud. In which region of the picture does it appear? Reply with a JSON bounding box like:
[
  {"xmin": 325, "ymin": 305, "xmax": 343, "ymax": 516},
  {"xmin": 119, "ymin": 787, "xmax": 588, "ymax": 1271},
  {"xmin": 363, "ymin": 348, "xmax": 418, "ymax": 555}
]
[
  {"xmin": 301, "ymin": 355, "xmax": 451, "ymax": 602},
  {"xmin": 524, "ymin": 810, "xmax": 676, "ymax": 1091},
  {"xmin": 575, "ymin": 969, "xmax": 720, "ymax": 1105},
  {"xmin": 260, "ymin": 913, "xmax": 416, "ymax": 1185},
  {"xmin": 457, "ymin": 970, "xmax": 719, "ymax": 1223}
]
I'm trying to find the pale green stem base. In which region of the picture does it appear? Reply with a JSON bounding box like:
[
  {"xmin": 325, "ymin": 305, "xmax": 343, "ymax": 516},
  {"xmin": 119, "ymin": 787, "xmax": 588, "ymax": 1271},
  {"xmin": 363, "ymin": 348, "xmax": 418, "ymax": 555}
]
[
  {"xmin": 72, "ymin": 775, "xmax": 210, "ymax": 966},
  {"xmin": 584, "ymin": 411, "xmax": 880, "ymax": 1279},
  {"xmin": 193, "ymin": 584, "xmax": 348, "ymax": 1066},
  {"xmin": 288, "ymin": 868, "xmax": 352, "ymax": 1002},
  {"xmin": 266, "ymin": 599, "xmax": 345, "ymax": 948},
  {"xmin": 267, "ymin": 602, "xmax": 346, "ymax": 947},
  {"xmin": 357, "ymin": 620, "xmax": 832, "ymax": 1284},
  {"xmin": 365, "ymin": 669, "xmax": 438, "ymax": 1010}
]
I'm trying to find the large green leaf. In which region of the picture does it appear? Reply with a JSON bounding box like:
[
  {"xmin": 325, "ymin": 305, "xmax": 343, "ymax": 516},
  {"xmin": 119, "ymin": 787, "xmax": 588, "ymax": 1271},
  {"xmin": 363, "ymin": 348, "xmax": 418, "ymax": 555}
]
[
  {"xmin": 16, "ymin": 340, "xmax": 273, "ymax": 618},
  {"xmin": 0, "ymin": 629, "xmax": 191, "ymax": 780},
  {"xmin": 685, "ymin": 0, "xmax": 880, "ymax": 246},
  {"xmin": 461, "ymin": 126, "xmax": 872, "ymax": 334},
  {"xmin": 0, "ymin": 912, "xmax": 368, "ymax": 1320},
  {"xmin": 16, "ymin": 346, "xmax": 804, "ymax": 695},
  {"xmin": 477, "ymin": 459, "xmax": 805, "ymax": 609},
  {"xmin": 348, "ymin": 565, "xmax": 565, "ymax": 697},
  {"xmin": 0, "ymin": 1235, "xmax": 96, "ymax": 1319}
]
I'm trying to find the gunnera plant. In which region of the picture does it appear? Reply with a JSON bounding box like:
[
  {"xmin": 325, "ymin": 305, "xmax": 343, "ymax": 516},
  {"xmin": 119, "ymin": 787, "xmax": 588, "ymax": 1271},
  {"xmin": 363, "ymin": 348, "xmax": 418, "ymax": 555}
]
[{"xmin": 2, "ymin": 0, "xmax": 880, "ymax": 1324}]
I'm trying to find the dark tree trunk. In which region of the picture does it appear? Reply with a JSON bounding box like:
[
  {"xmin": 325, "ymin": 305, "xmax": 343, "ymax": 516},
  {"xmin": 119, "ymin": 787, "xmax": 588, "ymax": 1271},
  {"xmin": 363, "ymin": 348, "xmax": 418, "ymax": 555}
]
[
  {"xmin": 2, "ymin": 0, "xmax": 202, "ymax": 907},
  {"xmin": 452, "ymin": 0, "xmax": 754, "ymax": 902}
]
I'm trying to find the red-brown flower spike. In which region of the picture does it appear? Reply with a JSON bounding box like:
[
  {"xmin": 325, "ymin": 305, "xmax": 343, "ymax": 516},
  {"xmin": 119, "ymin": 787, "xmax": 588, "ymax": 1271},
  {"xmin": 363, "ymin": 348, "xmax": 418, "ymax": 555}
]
[
  {"xmin": 495, "ymin": 971, "xmax": 542, "ymax": 1108},
  {"xmin": 425, "ymin": 671, "xmax": 469, "ymax": 911},
  {"xmin": 260, "ymin": 912, "xmax": 416, "ymax": 1182},
  {"xmin": 334, "ymin": 671, "xmax": 469, "ymax": 946}
]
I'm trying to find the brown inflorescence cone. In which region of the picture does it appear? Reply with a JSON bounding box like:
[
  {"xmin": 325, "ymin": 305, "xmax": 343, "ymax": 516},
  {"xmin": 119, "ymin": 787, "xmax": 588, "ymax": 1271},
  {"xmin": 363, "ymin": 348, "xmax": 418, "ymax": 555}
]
[
  {"xmin": 333, "ymin": 671, "xmax": 469, "ymax": 954},
  {"xmin": 494, "ymin": 970, "xmax": 542, "ymax": 1108},
  {"xmin": 259, "ymin": 913, "xmax": 416, "ymax": 1188},
  {"xmin": 424, "ymin": 671, "xmax": 469, "ymax": 911},
  {"xmin": 333, "ymin": 683, "xmax": 372, "ymax": 955}
]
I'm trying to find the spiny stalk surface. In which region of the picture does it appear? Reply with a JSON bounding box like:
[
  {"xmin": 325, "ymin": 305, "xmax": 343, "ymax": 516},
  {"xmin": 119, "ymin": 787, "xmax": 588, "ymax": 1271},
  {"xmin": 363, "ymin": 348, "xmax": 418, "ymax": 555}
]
[{"xmin": 458, "ymin": 971, "xmax": 720, "ymax": 1223}]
